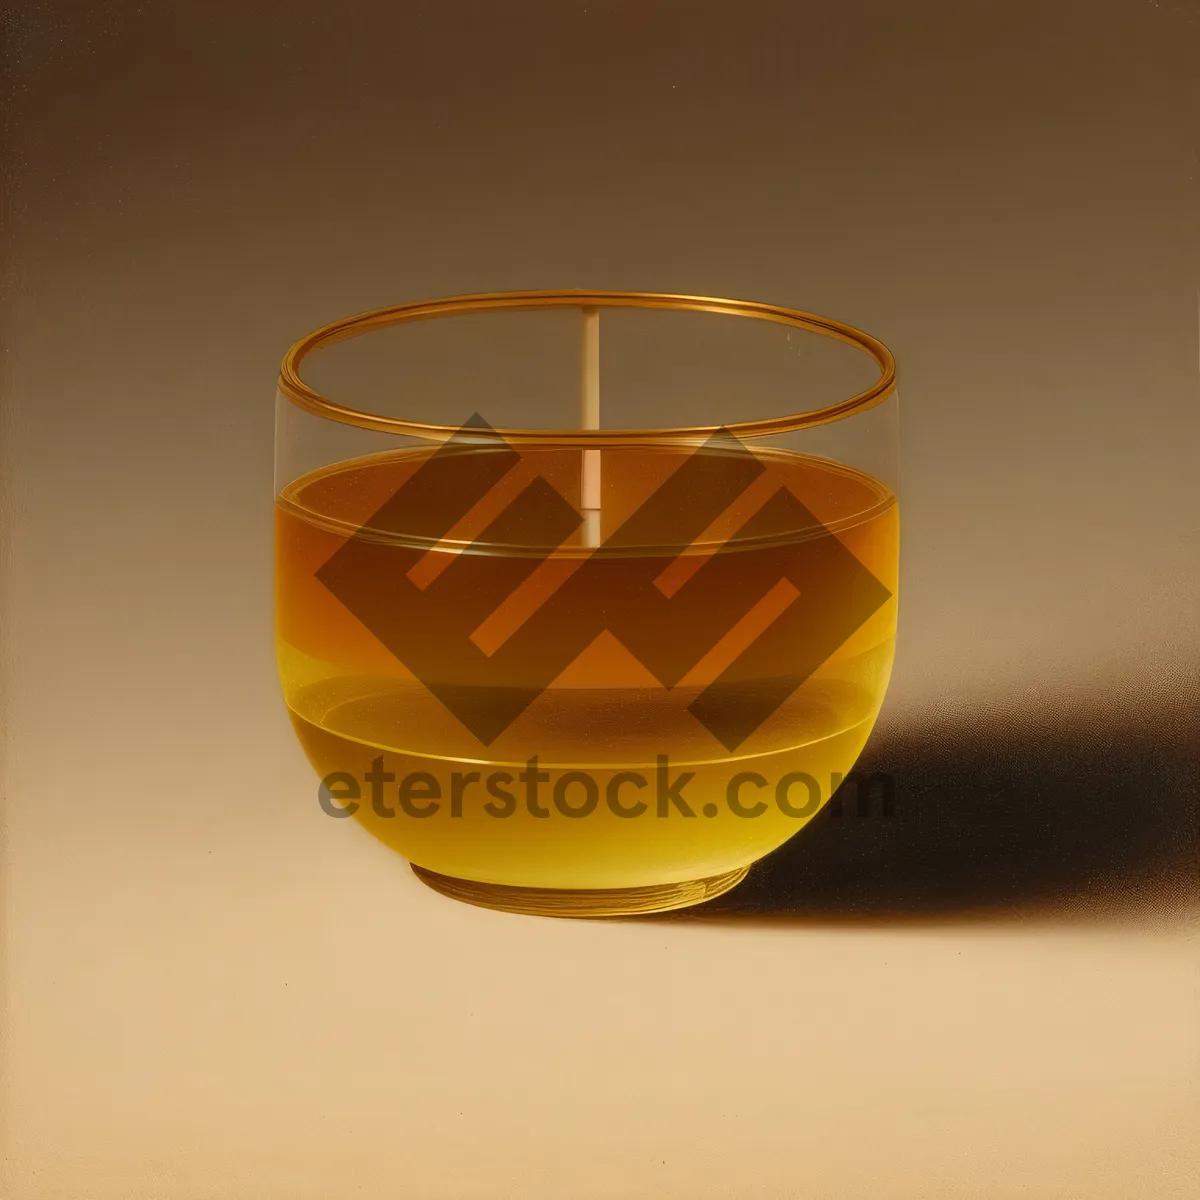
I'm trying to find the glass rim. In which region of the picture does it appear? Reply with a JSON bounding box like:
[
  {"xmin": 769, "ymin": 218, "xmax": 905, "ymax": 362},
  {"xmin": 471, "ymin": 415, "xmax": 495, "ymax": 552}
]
[{"xmin": 277, "ymin": 289, "xmax": 897, "ymax": 445}]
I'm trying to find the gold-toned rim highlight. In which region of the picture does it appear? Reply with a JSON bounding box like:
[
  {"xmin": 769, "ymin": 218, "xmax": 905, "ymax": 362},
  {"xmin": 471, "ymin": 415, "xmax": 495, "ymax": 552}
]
[
  {"xmin": 410, "ymin": 863, "xmax": 750, "ymax": 917},
  {"xmin": 278, "ymin": 289, "xmax": 896, "ymax": 445}
]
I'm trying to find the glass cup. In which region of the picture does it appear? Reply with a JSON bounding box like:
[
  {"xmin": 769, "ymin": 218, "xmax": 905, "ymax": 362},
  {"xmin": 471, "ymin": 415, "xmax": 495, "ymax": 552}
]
[{"xmin": 275, "ymin": 291, "xmax": 899, "ymax": 916}]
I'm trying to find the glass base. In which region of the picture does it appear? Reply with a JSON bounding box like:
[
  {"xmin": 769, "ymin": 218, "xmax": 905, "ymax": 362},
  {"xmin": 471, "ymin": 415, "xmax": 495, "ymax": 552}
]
[{"xmin": 410, "ymin": 863, "xmax": 750, "ymax": 918}]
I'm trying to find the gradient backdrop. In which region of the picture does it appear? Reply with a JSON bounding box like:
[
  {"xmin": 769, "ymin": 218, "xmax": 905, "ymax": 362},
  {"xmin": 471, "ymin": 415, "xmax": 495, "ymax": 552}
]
[{"xmin": 3, "ymin": 2, "xmax": 1198, "ymax": 1197}]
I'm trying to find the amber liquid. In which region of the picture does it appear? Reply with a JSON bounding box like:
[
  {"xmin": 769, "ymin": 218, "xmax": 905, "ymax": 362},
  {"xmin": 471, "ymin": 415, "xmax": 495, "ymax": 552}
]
[{"xmin": 276, "ymin": 443, "xmax": 898, "ymax": 889}]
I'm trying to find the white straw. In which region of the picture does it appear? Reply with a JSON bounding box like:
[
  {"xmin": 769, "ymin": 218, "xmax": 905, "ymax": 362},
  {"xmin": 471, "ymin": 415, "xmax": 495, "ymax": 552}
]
[{"xmin": 580, "ymin": 306, "xmax": 601, "ymax": 547}]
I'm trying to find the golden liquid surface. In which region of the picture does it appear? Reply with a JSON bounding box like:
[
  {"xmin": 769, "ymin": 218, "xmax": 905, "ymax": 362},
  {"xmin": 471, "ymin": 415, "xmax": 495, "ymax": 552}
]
[{"xmin": 276, "ymin": 444, "xmax": 898, "ymax": 889}]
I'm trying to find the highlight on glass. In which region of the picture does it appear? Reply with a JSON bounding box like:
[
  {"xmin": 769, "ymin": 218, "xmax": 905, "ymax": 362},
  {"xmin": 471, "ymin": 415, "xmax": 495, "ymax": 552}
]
[{"xmin": 274, "ymin": 291, "xmax": 899, "ymax": 917}]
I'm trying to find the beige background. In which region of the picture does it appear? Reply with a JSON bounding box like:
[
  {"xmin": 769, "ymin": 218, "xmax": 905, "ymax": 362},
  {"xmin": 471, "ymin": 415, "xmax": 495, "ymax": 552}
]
[{"xmin": 3, "ymin": 2, "xmax": 1198, "ymax": 1196}]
